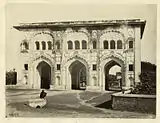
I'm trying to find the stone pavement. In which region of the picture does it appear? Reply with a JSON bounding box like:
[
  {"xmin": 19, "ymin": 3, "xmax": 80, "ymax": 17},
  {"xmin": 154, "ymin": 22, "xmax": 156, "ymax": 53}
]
[{"xmin": 6, "ymin": 89, "xmax": 156, "ymax": 118}]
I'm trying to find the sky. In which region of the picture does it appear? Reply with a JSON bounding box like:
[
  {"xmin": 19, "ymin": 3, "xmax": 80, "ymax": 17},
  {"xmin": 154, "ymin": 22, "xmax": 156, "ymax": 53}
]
[{"xmin": 6, "ymin": 3, "xmax": 157, "ymax": 70}]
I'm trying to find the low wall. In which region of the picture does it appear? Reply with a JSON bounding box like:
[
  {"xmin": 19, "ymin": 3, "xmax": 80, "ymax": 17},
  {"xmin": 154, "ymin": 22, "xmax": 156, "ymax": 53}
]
[
  {"xmin": 6, "ymin": 85, "xmax": 31, "ymax": 89},
  {"xmin": 112, "ymin": 91, "xmax": 156, "ymax": 114}
]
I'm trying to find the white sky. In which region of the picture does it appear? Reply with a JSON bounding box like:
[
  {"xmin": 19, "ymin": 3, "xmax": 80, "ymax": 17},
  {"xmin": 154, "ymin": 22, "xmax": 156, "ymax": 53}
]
[
  {"xmin": 6, "ymin": 3, "xmax": 157, "ymax": 70},
  {"xmin": 109, "ymin": 65, "xmax": 121, "ymax": 75}
]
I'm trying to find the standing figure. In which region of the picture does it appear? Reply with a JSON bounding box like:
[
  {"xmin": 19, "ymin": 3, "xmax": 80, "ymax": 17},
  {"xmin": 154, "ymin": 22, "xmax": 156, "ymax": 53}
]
[{"xmin": 40, "ymin": 90, "xmax": 47, "ymax": 99}]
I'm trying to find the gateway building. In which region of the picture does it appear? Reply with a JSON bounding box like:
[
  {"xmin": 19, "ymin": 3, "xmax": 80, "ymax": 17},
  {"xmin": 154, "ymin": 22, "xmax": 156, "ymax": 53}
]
[{"xmin": 13, "ymin": 19, "xmax": 146, "ymax": 91}]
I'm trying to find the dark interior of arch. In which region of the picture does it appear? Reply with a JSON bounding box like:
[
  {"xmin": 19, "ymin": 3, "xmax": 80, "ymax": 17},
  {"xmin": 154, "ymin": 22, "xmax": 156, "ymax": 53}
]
[
  {"xmin": 37, "ymin": 61, "xmax": 51, "ymax": 89},
  {"xmin": 69, "ymin": 60, "xmax": 87, "ymax": 90}
]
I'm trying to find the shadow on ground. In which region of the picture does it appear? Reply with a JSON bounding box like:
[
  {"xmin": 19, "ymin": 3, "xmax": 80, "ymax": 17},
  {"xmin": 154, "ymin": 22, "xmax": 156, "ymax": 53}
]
[{"xmin": 95, "ymin": 100, "xmax": 112, "ymax": 109}]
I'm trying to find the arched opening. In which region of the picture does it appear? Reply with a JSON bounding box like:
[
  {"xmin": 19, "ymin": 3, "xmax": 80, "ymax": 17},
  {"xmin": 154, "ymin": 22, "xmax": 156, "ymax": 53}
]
[
  {"xmin": 68, "ymin": 40, "xmax": 73, "ymax": 49},
  {"xmin": 37, "ymin": 61, "xmax": 51, "ymax": 89},
  {"xmin": 23, "ymin": 41, "xmax": 29, "ymax": 50},
  {"xmin": 47, "ymin": 41, "xmax": 52, "ymax": 50},
  {"xmin": 35, "ymin": 41, "xmax": 40, "ymax": 50},
  {"xmin": 129, "ymin": 41, "xmax": 133, "ymax": 49},
  {"xmin": 117, "ymin": 40, "xmax": 122, "ymax": 49},
  {"xmin": 104, "ymin": 60, "xmax": 123, "ymax": 90},
  {"xmin": 103, "ymin": 40, "xmax": 108, "ymax": 49},
  {"xmin": 69, "ymin": 60, "xmax": 87, "ymax": 90},
  {"xmin": 55, "ymin": 41, "xmax": 60, "ymax": 49},
  {"xmin": 42, "ymin": 41, "xmax": 46, "ymax": 50},
  {"xmin": 110, "ymin": 40, "xmax": 115, "ymax": 49},
  {"xmin": 82, "ymin": 40, "xmax": 87, "ymax": 49},
  {"xmin": 75, "ymin": 40, "xmax": 80, "ymax": 49},
  {"xmin": 93, "ymin": 41, "xmax": 97, "ymax": 49}
]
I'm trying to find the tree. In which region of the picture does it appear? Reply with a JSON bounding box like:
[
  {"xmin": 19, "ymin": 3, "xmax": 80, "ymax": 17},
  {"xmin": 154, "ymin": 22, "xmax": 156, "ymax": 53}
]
[
  {"xmin": 131, "ymin": 61, "xmax": 156, "ymax": 95},
  {"xmin": 6, "ymin": 69, "xmax": 17, "ymax": 85}
]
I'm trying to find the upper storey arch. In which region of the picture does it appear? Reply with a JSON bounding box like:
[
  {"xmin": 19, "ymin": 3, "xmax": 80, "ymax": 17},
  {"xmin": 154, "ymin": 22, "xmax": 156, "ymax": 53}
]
[
  {"xmin": 65, "ymin": 29, "xmax": 89, "ymax": 50},
  {"xmin": 31, "ymin": 32, "xmax": 54, "ymax": 50},
  {"xmin": 99, "ymin": 30, "xmax": 125, "ymax": 49}
]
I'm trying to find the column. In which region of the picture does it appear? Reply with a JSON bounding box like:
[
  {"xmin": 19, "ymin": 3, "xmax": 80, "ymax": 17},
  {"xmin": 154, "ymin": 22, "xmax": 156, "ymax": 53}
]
[
  {"xmin": 50, "ymin": 66, "xmax": 54, "ymax": 89},
  {"xmin": 46, "ymin": 41, "xmax": 48, "ymax": 50},
  {"xmin": 124, "ymin": 64, "xmax": 129, "ymax": 89},
  {"xmin": 28, "ymin": 67, "xmax": 33, "ymax": 88},
  {"xmin": 80, "ymin": 40, "xmax": 82, "ymax": 49},
  {"xmin": 61, "ymin": 67, "xmax": 66, "ymax": 89},
  {"xmin": 134, "ymin": 27, "xmax": 141, "ymax": 84},
  {"xmin": 86, "ymin": 65, "xmax": 92, "ymax": 90},
  {"xmin": 98, "ymin": 66, "xmax": 103, "ymax": 90}
]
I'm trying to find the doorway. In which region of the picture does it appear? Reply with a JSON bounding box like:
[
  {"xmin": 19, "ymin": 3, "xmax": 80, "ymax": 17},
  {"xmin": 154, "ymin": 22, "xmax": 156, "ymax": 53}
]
[
  {"xmin": 69, "ymin": 60, "xmax": 87, "ymax": 90},
  {"xmin": 37, "ymin": 61, "xmax": 51, "ymax": 89},
  {"xmin": 104, "ymin": 60, "xmax": 122, "ymax": 91}
]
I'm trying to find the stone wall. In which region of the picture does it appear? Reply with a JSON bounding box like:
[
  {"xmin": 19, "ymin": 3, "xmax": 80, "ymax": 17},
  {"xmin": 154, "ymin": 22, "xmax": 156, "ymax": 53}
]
[{"xmin": 112, "ymin": 92, "xmax": 156, "ymax": 114}]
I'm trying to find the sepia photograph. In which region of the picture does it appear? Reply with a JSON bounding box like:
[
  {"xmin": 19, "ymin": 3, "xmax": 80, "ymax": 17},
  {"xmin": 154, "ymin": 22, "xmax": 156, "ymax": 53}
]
[{"xmin": 5, "ymin": 3, "xmax": 156, "ymax": 118}]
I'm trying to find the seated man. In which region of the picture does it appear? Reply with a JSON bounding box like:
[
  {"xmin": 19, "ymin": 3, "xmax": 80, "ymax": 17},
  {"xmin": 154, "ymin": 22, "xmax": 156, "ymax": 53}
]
[{"xmin": 40, "ymin": 90, "xmax": 47, "ymax": 99}]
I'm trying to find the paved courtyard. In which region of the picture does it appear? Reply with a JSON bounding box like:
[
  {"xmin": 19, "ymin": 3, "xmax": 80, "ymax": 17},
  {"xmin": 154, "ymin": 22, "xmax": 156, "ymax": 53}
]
[{"xmin": 6, "ymin": 89, "xmax": 155, "ymax": 118}]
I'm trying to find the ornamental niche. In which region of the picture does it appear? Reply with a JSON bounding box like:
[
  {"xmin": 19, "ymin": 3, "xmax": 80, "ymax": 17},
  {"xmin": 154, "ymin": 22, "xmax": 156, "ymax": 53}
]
[{"xmin": 20, "ymin": 39, "xmax": 29, "ymax": 53}]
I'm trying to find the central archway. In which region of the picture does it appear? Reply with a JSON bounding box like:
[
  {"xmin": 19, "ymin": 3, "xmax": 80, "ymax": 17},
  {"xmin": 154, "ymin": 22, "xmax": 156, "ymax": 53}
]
[
  {"xmin": 37, "ymin": 61, "xmax": 51, "ymax": 89},
  {"xmin": 69, "ymin": 60, "xmax": 87, "ymax": 90},
  {"xmin": 104, "ymin": 60, "xmax": 124, "ymax": 90}
]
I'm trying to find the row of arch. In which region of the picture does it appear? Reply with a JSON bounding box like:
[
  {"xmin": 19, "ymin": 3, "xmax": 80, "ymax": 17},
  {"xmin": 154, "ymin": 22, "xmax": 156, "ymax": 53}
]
[
  {"xmin": 68, "ymin": 40, "xmax": 87, "ymax": 49},
  {"xmin": 22, "ymin": 40, "xmax": 133, "ymax": 51},
  {"xmin": 67, "ymin": 40, "xmax": 133, "ymax": 50},
  {"xmin": 35, "ymin": 57, "xmax": 125, "ymax": 90},
  {"xmin": 35, "ymin": 41, "xmax": 60, "ymax": 50}
]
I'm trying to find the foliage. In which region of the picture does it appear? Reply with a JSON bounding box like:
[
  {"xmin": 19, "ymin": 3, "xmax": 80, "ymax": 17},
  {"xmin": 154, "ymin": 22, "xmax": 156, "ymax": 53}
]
[
  {"xmin": 6, "ymin": 70, "xmax": 17, "ymax": 85},
  {"xmin": 108, "ymin": 74, "xmax": 117, "ymax": 82},
  {"xmin": 131, "ymin": 61, "xmax": 156, "ymax": 95},
  {"xmin": 141, "ymin": 61, "xmax": 156, "ymax": 72}
]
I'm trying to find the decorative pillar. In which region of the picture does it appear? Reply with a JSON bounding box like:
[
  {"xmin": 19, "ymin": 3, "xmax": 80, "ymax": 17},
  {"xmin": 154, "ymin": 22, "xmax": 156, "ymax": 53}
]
[
  {"xmin": 124, "ymin": 64, "xmax": 129, "ymax": 88},
  {"xmin": 86, "ymin": 65, "xmax": 92, "ymax": 90},
  {"xmin": 46, "ymin": 41, "xmax": 48, "ymax": 50},
  {"xmin": 28, "ymin": 66, "xmax": 33, "ymax": 88},
  {"xmin": 121, "ymin": 65, "xmax": 126, "ymax": 87},
  {"xmin": 89, "ymin": 65, "xmax": 92, "ymax": 86},
  {"xmin": 73, "ymin": 41, "xmax": 75, "ymax": 50},
  {"xmin": 61, "ymin": 67, "xmax": 66, "ymax": 89},
  {"xmin": 80, "ymin": 40, "xmax": 82, "ymax": 49},
  {"xmin": 50, "ymin": 66, "xmax": 55, "ymax": 89},
  {"xmin": 98, "ymin": 65, "xmax": 103, "ymax": 90},
  {"xmin": 134, "ymin": 27, "xmax": 141, "ymax": 84}
]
